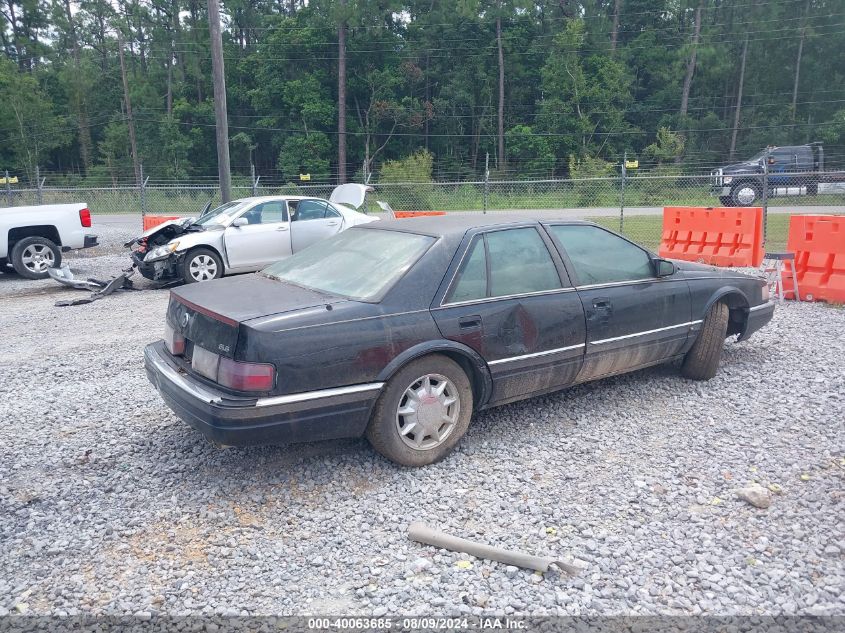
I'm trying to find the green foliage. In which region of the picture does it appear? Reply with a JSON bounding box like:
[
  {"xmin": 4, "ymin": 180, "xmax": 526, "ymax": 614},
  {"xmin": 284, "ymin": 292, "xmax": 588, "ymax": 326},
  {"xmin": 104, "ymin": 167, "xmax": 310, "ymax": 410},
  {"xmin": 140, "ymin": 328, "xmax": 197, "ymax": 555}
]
[
  {"xmin": 505, "ymin": 125, "xmax": 555, "ymax": 178},
  {"xmin": 0, "ymin": 0, "xmax": 843, "ymax": 182},
  {"xmin": 643, "ymin": 128, "xmax": 686, "ymax": 165},
  {"xmin": 378, "ymin": 150, "xmax": 434, "ymax": 183},
  {"xmin": 277, "ymin": 133, "xmax": 332, "ymax": 180}
]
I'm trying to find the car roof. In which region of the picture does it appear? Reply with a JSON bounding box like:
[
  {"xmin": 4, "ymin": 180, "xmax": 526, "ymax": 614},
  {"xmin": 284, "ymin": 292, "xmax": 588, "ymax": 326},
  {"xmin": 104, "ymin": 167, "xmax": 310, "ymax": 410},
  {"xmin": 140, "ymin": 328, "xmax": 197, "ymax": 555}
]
[
  {"xmin": 235, "ymin": 195, "xmax": 328, "ymax": 204},
  {"xmin": 360, "ymin": 214, "xmax": 593, "ymax": 237}
]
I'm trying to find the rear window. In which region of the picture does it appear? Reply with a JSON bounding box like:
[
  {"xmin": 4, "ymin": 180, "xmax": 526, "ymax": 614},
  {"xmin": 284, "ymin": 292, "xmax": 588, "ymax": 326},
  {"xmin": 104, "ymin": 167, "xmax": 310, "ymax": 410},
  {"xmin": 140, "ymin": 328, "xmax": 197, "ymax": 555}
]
[{"xmin": 261, "ymin": 228, "xmax": 435, "ymax": 301}]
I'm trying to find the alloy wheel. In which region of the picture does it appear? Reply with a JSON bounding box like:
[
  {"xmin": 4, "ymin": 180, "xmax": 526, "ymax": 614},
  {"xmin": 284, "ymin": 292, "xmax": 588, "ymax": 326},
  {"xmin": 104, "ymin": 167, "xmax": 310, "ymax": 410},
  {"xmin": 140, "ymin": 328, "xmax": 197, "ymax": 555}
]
[
  {"xmin": 395, "ymin": 373, "xmax": 460, "ymax": 451},
  {"xmin": 21, "ymin": 243, "xmax": 55, "ymax": 274}
]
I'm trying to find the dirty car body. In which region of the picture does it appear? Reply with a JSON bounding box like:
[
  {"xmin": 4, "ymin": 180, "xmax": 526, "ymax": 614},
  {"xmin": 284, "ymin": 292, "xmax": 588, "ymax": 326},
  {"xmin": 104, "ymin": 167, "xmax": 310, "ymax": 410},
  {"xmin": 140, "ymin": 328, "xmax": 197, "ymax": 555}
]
[
  {"xmin": 126, "ymin": 185, "xmax": 377, "ymax": 283},
  {"xmin": 144, "ymin": 216, "xmax": 775, "ymax": 464}
]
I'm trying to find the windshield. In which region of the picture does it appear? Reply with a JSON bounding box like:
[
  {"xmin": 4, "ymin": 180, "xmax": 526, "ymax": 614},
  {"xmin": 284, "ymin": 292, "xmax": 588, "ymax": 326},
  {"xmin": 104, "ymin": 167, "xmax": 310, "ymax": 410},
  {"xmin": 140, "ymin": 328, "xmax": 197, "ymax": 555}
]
[
  {"xmin": 261, "ymin": 228, "xmax": 435, "ymax": 301},
  {"xmin": 194, "ymin": 200, "xmax": 251, "ymax": 226}
]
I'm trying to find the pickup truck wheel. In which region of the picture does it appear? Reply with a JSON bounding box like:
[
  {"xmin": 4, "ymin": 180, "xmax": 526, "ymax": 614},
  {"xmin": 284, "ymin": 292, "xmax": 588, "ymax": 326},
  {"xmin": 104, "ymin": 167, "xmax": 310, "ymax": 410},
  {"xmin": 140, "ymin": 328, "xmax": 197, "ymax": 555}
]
[
  {"xmin": 681, "ymin": 301, "xmax": 729, "ymax": 381},
  {"xmin": 181, "ymin": 248, "xmax": 223, "ymax": 284},
  {"xmin": 10, "ymin": 236, "xmax": 61, "ymax": 279},
  {"xmin": 730, "ymin": 183, "xmax": 760, "ymax": 206},
  {"xmin": 366, "ymin": 354, "xmax": 473, "ymax": 467}
]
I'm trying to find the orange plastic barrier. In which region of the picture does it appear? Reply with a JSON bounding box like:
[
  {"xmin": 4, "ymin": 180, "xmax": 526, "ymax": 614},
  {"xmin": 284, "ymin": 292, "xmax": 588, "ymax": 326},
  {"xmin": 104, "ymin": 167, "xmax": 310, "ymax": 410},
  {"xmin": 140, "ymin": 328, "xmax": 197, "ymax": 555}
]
[
  {"xmin": 658, "ymin": 206, "xmax": 764, "ymax": 267},
  {"xmin": 142, "ymin": 215, "xmax": 181, "ymax": 231},
  {"xmin": 782, "ymin": 215, "xmax": 845, "ymax": 303},
  {"xmin": 393, "ymin": 211, "xmax": 446, "ymax": 218}
]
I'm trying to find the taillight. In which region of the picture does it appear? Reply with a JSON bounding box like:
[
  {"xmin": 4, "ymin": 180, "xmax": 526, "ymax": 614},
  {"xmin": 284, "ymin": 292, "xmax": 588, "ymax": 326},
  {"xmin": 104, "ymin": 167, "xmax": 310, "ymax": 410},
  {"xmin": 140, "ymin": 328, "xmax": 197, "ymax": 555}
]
[
  {"xmin": 217, "ymin": 357, "xmax": 275, "ymax": 392},
  {"xmin": 79, "ymin": 208, "xmax": 92, "ymax": 228},
  {"xmin": 164, "ymin": 322, "xmax": 185, "ymax": 355}
]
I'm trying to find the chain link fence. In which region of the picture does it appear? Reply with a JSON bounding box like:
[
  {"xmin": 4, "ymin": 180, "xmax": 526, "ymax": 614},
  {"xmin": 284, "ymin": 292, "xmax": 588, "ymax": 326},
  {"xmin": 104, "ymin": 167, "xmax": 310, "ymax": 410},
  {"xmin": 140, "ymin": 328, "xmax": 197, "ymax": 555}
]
[{"xmin": 3, "ymin": 171, "xmax": 843, "ymax": 252}]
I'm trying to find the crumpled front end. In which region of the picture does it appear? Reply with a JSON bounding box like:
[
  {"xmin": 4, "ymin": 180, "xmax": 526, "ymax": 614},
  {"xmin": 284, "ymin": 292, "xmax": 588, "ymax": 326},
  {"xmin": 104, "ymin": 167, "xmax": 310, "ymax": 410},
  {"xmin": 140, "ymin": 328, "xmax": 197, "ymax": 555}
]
[{"xmin": 125, "ymin": 219, "xmax": 195, "ymax": 281}]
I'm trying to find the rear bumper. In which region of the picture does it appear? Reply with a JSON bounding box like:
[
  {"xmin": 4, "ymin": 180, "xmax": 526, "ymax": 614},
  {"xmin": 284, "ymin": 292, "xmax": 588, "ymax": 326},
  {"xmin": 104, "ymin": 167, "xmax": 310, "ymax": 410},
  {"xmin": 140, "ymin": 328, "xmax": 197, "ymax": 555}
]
[
  {"xmin": 63, "ymin": 234, "xmax": 99, "ymax": 252},
  {"xmin": 740, "ymin": 300, "xmax": 775, "ymax": 341},
  {"xmin": 144, "ymin": 341, "xmax": 381, "ymax": 446}
]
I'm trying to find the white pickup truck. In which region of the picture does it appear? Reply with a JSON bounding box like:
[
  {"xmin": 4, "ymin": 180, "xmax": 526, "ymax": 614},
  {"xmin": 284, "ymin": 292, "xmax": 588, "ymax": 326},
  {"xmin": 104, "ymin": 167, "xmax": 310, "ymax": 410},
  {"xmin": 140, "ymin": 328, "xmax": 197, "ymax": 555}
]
[{"xmin": 0, "ymin": 203, "xmax": 99, "ymax": 279}]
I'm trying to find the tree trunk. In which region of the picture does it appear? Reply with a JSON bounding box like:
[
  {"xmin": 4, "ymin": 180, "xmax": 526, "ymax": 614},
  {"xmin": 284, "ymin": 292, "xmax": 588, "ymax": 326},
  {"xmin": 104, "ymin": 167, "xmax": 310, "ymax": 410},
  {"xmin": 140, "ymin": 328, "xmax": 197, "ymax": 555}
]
[
  {"xmin": 791, "ymin": 0, "xmax": 809, "ymax": 121},
  {"xmin": 496, "ymin": 13, "xmax": 505, "ymax": 171},
  {"xmin": 610, "ymin": 0, "xmax": 621, "ymax": 52},
  {"xmin": 337, "ymin": 0, "xmax": 347, "ymax": 184},
  {"xmin": 679, "ymin": 0, "xmax": 703, "ymax": 118},
  {"xmin": 729, "ymin": 34, "xmax": 749, "ymax": 160},
  {"xmin": 118, "ymin": 34, "xmax": 141, "ymax": 183},
  {"xmin": 63, "ymin": 0, "xmax": 93, "ymax": 171}
]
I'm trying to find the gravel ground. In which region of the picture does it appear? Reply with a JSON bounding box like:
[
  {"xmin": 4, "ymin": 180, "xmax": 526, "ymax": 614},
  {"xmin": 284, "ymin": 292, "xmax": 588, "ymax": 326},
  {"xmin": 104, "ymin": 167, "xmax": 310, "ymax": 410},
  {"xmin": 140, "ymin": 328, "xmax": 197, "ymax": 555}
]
[{"xmin": 0, "ymin": 220, "xmax": 843, "ymax": 618}]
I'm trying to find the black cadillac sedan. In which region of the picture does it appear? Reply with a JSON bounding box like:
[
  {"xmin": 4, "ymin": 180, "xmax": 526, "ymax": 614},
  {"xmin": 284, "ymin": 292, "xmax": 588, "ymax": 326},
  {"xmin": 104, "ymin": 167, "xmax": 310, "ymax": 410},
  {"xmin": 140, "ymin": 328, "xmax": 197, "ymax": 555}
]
[{"xmin": 144, "ymin": 216, "xmax": 775, "ymax": 466}]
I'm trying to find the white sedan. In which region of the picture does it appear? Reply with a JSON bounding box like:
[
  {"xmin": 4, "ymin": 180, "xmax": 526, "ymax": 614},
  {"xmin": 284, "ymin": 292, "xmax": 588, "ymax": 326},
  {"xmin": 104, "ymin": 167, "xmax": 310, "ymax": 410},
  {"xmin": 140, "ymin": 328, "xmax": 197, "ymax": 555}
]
[{"xmin": 127, "ymin": 184, "xmax": 380, "ymax": 284}]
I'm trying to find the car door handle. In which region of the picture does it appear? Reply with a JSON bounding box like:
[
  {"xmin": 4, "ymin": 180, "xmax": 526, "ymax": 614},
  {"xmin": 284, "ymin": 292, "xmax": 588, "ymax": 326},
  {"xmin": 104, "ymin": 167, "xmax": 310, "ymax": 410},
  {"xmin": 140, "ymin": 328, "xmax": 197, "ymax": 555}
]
[
  {"xmin": 593, "ymin": 298, "xmax": 612, "ymax": 309},
  {"xmin": 327, "ymin": 221, "xmax": 339, "ymax": 226},
  {"xmin": 458, "ymin": 315, "xmax": 482, "ymax": 330},
  {"xmin": 276, "ymin": 226, "xmax": 289, "ymax": 231}
]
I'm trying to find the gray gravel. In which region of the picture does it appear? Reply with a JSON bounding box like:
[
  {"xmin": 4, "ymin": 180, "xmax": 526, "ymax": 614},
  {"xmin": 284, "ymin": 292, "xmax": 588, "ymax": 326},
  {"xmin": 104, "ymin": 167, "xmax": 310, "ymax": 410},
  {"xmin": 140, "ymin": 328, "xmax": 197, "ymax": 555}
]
[{"xmin": 0, "ymin": 220, "xmax": 843, "ymax": 617}]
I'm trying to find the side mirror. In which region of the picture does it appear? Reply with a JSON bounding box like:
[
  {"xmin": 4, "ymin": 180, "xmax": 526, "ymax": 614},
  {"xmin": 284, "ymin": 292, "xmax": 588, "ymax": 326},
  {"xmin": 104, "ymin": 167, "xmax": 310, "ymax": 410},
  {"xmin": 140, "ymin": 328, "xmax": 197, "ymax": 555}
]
[
  {"xmin": 654, "ymin": 258, "xmax": 676, "ymax": 277},
  {"xmin": 232, "ymin": 217, "xmax": 249, "ymax": 227},
  {"xmin": 767, "ymin": 157, "xmax": 776, "ymax": 165}
]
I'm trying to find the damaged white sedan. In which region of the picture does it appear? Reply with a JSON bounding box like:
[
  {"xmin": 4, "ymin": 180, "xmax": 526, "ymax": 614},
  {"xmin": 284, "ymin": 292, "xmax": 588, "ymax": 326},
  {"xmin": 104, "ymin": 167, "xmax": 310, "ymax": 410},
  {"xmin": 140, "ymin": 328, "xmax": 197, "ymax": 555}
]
[{"xmin": 126, "ymin": 184, "xmax": 379, "ymax": 284}]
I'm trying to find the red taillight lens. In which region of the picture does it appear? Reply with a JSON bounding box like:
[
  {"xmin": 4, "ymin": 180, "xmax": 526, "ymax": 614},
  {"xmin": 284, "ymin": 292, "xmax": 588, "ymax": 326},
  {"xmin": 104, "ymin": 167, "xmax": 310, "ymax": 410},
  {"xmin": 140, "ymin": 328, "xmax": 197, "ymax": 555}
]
[
  {"xmin": 79, "ymin": 208, "xmax": 92, "ymax": 228},
  {"xmin": 217, "ymin": 357, "xmax": 275, "ymax": 392},
  {"xmin": 164, "ymin": 322, "xmax": 185, "ymax": 356}
]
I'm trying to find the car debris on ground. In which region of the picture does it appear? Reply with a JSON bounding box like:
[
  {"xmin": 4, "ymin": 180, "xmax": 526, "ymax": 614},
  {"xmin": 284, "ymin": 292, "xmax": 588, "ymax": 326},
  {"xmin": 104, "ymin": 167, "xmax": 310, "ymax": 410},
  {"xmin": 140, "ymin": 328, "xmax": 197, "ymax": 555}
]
[
  {"xmin": 48, "ymin": 264, "xmax": 138, "ymax": 306},
  {"xmin": 407, "ymin": 521, "xmax": 583, "ymax": 575}
]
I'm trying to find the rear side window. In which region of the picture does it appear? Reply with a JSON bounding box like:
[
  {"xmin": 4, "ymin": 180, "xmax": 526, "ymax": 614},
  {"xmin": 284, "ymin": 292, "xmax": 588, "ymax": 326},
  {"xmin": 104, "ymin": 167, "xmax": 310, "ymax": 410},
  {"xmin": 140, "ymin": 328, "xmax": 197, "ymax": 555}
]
[
  {"xmin": 446, "ymin": 237, "xmax": 487, "ymax": 303},
  {"xmin": 445, "ymin": 227, "xmax": 561, "ymax": 303},
  {"xmin": 549, "ymin": 225, "xmax": 653, "ymax": 286}
]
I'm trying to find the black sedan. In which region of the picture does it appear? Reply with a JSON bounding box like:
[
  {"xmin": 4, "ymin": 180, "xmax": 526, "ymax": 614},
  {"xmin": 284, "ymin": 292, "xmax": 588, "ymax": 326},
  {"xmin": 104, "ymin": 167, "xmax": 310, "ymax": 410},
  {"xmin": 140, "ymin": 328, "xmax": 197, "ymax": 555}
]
[{"xmin": 144, "ymin": 216, "xmax": 774, "ymax": 466}]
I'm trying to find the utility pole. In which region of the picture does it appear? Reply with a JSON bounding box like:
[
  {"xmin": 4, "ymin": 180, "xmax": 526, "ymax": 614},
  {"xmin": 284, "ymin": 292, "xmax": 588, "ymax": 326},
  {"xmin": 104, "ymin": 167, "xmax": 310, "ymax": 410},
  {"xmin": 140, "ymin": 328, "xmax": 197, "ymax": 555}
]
[
  {"xmin": 207, "ymin": 0, "xmax": 232, "ymax": 202},
  {"xmin": 337, "ymin": 0, "xmax": 348, "ymax": 184},
  {"xmin": 118, "ymin": 33, "xmax": 140, "ymax": 184}
]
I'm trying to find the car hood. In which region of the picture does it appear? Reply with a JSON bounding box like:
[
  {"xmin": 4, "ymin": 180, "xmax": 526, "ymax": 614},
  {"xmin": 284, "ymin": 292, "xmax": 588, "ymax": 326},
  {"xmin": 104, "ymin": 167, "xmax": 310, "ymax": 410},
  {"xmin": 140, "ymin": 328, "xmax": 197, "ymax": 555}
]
[
  {"xmin": 329, "ymin": 183, "xmax": 373, "ymax": 209},
  {"xmin": 672, "ymin": 259, "xmax": 757, "ymax": 280},
  {"xmin": 171, "ymin": 273, "xmax": 348, "ymax": 324},
  {"xmin": 721, "ymin": 160, "xmax": 762, "ymax": 174}
]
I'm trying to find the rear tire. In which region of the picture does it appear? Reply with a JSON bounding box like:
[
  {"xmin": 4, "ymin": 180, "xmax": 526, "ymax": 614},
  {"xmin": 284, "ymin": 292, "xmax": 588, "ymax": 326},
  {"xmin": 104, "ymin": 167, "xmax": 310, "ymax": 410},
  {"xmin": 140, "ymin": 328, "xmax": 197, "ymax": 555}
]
[
  {"xmin": 366, "ymin": 354, "xmax": 473, "ymax": 467},
  {"xmin": 681, "ymin": 302, "xmax": 730, "ymax": 381},
  {"xmin": 181, "ymin": 248, "xmax": 223, "ymax": 284},
  {"xmin": 10, "ymin": 236, "xmax": 61, "ymax": 279}
]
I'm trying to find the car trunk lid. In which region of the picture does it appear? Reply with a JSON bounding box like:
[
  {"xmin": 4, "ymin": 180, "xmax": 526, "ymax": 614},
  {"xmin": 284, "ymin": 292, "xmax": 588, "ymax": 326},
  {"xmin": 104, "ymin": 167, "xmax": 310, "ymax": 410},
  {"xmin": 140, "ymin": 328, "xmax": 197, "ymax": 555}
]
[{"xmin": 168, "ymin": 274, "xmax": 345, "ymax": 359}]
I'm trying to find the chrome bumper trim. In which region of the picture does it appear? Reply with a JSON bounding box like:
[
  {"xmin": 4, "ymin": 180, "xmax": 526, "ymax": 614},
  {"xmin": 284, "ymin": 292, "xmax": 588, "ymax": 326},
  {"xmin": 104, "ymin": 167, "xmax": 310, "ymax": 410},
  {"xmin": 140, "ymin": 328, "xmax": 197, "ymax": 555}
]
[
  {"xmin": 749, "ymin": 301, "xmax": 776, "ymax": 312},
  {"xmin": 256, "ymin": 383, "xmax": 385, "ymax": 408}
]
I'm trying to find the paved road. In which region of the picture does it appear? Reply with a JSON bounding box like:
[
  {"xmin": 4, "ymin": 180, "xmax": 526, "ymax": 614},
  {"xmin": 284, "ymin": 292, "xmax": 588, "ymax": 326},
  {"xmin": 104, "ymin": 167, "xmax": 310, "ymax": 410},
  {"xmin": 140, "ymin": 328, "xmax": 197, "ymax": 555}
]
[{"xmin": 93, "ymin": 204, "xmax": 843, "ymax": 231}]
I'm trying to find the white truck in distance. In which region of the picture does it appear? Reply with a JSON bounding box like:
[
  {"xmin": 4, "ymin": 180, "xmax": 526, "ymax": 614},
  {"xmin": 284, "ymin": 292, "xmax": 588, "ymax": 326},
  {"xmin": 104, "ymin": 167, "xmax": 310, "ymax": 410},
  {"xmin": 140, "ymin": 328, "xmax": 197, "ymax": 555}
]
[{"xmin": 0, "ymin": 203, "xmax": 99, "ymax": 279}]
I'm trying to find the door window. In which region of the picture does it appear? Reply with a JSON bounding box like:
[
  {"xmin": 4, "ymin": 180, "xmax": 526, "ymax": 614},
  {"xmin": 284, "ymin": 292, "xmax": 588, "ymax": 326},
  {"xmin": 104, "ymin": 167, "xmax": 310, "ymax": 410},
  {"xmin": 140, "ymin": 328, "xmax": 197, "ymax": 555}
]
[
  {"xmin": 292, "ymin": 200, "xmax": 330, "ymax": 221},
  {"xmin": 241, "ymin": 201, "xmax": 287, "ymax": 225},
  {"xmin": 445, "ymin": 228, "xmax": 561, "ymax": 303},
  {"xmin": 550, "ymin": 225, "xmax": 653, "ymax": 286}
]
